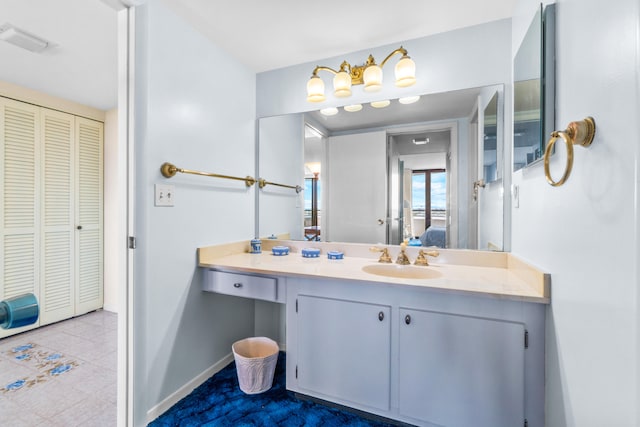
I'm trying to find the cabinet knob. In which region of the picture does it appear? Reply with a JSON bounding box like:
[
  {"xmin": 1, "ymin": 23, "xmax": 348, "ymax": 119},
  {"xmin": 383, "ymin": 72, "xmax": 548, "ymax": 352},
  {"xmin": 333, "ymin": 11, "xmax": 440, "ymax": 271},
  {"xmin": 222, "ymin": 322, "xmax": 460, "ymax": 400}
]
[
  {"xmin": 378, "ymin": 311, "xmax": 384, "ymax": 321},
  {"xmin": 405, "ymin": 314, "xmax": 411, "ymax": 325},
  {"xmin": 76, "ymin": 225, "xmax": 82, "ymax": 230},
  {"xmin": 233, "ymin": 283, "xmax": 243, "ymax": 288}
]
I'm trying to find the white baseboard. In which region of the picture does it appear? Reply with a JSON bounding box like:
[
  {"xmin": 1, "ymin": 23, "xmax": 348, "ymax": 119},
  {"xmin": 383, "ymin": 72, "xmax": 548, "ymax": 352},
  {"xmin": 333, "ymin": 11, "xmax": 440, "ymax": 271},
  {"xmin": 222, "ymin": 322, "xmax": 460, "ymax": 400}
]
[{"xmin": 146, "ymin": 352, "xmax": 234, "ymax": 424}]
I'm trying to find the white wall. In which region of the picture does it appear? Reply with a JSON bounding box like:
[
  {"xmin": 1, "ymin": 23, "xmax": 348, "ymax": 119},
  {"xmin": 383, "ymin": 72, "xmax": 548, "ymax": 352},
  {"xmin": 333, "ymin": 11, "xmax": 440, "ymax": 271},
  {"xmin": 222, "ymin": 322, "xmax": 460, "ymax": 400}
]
[
  {"xmin": 511, "ymin": 1, "xmax": 639, "ymax": 426},
  {"xmin": 132, "ymin": 2, "xmax": 257, "ymax": 424}
]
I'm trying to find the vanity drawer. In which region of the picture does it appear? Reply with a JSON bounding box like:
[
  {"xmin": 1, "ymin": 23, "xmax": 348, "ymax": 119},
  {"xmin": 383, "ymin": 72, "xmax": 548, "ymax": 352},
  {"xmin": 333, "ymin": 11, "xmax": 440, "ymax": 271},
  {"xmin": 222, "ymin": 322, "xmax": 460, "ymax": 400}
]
[{"xmin": 204, "ymin": 270, "xmax": 277, "ymax": 302}]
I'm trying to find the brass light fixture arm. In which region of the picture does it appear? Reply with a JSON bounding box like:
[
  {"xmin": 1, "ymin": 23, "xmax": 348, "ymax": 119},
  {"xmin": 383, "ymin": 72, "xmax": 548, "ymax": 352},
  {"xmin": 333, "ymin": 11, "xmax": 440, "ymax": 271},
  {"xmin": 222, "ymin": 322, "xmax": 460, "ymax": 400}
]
[
  {"xmin": 543, "ymin": 117, "xmax": 596, "ymax": 186},
  {"xmin": 258, "ymin": 178, "xmax": 303, "ymax": 193},
  {"xmin": 379, "ymin": 46, "xmax": 409, "ymax": 68},
  {"xmin": 310, "ymin": 46, "xmax": 409, "ymax": 86},
  {"xmin": 160, "ymin": 162, "xmax": 256, "ymax": 187}
]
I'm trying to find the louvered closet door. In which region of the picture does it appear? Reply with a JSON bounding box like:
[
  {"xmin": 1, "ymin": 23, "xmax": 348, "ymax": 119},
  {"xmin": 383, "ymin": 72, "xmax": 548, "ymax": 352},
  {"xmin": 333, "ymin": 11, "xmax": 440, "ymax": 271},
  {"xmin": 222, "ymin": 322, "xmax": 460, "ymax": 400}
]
[
  {"xmin": 75, "ymin": 117, "xmax": 103, "ymax": 315},
  {"xmin": 0, "ymin": 98, "xmax": 41, "ymax": 337},
  {"xmin": 40, "ymin": 109, "xmax": 75, "ymax": 325}
]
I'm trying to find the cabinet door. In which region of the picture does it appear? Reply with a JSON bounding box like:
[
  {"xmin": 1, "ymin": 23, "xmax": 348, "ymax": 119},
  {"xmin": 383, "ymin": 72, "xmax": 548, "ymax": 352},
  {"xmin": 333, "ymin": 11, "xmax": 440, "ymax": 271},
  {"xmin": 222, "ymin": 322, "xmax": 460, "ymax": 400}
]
[
  {"xmin": 399, "ymin": 308, "xmax": 524, "ymax": 427},
  {"xmin": 75, "ymin": 117, "xmax": 103, "ymax": 314},
  {"xmin": 40, "ymin": 108, "xmax": 75, "ymax": 325},
  {"xmin": 297, "ymin": 295, "xmax": 391, "ymax": 410},
  {"xmin": 0, "ymin": 98, "xmax": 41, "ymax": 338}
]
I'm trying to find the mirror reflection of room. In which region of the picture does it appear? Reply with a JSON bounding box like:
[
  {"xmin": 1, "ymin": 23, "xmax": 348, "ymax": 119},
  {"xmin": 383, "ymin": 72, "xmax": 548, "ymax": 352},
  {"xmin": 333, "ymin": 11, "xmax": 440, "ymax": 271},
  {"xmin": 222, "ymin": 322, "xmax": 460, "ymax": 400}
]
[{"xmin": 290, "ymin": 85, "xmax": 503, "ymax": 250}]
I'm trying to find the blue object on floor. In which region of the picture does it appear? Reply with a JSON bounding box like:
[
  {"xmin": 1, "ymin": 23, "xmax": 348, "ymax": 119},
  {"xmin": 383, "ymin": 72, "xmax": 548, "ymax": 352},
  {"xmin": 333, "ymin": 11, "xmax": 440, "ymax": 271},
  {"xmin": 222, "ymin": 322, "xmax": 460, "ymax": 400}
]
[
  {"xmin": 0, "ymin": 293, "xmax": 39, "ymax": 329},
  {"xmin": 149, "ymin": 352, "xmax": 395, "ymax": 427}
]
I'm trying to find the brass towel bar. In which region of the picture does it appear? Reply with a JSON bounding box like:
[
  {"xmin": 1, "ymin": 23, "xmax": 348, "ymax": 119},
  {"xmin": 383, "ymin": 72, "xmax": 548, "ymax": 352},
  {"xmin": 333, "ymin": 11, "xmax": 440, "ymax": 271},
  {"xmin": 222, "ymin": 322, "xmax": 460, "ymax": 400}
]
[
  {"xmin": 160, "ymin": 162, "xmax": 303, "ymax": 193},
  {"xmin": 160, "ymin": 162, "xmax": 256, "ymax": 187}
]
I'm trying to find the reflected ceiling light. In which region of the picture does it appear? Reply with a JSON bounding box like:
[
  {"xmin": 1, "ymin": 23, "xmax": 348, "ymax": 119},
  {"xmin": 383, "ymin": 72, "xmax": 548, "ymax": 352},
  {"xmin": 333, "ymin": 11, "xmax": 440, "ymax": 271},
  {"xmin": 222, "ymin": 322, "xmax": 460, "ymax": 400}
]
[
  {"xmin": 344, "ymin": 104, "xmax": 363, "ymax": 112},
  {"xmin": 412, "ymin": 137, "xmax": 430, "ymax": 145},
  {"xmin": 320, "ymin": 107, "xmax": 339, "ymax": 116},
  {"xmin": 399, "ymin": 95, "xmax": 421, "ymax": 105},
  {"xmin": 306, "ymin": 46, "xmax": 417, "ymax": 102},
  {"xmin": 370, "ymin": 100, "xmax": 391, "ymax": 109}
]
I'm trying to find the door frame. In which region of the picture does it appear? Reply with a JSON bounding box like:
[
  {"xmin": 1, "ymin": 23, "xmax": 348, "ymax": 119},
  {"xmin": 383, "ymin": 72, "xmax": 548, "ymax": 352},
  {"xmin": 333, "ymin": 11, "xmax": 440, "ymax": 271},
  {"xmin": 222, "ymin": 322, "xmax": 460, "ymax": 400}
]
[{"xmin": 386, "ymin": 122, "xmax": 458, "ymax": 247}]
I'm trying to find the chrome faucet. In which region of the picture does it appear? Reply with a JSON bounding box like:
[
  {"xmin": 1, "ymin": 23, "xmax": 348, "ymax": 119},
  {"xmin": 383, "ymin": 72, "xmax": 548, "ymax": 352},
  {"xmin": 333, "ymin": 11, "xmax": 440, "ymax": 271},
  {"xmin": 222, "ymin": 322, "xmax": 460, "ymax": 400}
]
[{"xmin": 414, "ymin": 249, "xmax": 439, "ymax": 266}]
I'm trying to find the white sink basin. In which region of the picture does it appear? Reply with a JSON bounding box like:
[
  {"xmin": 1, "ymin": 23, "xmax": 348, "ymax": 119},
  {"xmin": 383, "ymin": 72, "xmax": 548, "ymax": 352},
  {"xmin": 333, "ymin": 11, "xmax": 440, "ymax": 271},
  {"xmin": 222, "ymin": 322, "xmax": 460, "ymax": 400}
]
[{"xmin": 362, "ymin": 264, "xmax": 442, "ymax": 280}]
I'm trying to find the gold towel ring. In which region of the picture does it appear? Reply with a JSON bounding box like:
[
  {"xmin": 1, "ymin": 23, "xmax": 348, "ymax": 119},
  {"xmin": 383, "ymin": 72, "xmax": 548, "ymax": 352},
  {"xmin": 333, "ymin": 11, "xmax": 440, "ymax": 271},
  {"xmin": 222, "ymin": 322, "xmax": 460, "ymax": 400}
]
[{"xmin": 543, "ymin": 117, "xmax": 596, "ymax": 186}]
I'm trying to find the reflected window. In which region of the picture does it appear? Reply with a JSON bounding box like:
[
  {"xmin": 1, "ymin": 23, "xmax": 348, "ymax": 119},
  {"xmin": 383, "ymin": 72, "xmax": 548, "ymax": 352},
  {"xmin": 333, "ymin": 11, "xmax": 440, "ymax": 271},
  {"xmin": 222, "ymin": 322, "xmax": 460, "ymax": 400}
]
[{"xmin": 411, "ymin": 169, "xmax": 446, "ymax": 235}]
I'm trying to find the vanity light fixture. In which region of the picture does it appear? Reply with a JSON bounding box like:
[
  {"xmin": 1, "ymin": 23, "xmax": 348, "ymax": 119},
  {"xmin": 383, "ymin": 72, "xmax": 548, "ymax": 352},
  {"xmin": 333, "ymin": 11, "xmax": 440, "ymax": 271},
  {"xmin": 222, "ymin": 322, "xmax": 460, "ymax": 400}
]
[
  {"xmin": 412, "ymin": 137, "xmax": 430, "ymax": 145},
  {"xmin": 399, "ymin": 95, "xmax": 421, "ymax": 105},
  {"xmin": 306, "ymin": 46, "xmax": 417, "ymax": 102},
  {"xmin": 370, "ymin": 100, "xmax": 391, "ymax": 109}
]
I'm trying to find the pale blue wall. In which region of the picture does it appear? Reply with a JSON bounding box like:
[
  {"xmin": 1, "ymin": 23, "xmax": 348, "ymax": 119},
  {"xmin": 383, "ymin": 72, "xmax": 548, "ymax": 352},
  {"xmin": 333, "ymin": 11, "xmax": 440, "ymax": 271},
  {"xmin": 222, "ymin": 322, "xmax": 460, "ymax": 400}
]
[
  {"xmin": 511, "ymin": 1, "xmax": 640, "ymax": 426},
  {"xmin": 133, "ymin": 2, "xmax": 257, "ymax": 423}
]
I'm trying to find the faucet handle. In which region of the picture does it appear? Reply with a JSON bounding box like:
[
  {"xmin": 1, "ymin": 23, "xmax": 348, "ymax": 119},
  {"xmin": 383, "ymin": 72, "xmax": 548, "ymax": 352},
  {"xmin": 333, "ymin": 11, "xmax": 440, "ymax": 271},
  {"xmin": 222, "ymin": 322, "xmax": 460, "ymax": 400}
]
[
  {"xmin": 369, "ymin": 247, "xmax": 392, "ymax": 263},
  {"xmin": 414, "ymin": 249, "xmax": 439, "ymax": 266}
]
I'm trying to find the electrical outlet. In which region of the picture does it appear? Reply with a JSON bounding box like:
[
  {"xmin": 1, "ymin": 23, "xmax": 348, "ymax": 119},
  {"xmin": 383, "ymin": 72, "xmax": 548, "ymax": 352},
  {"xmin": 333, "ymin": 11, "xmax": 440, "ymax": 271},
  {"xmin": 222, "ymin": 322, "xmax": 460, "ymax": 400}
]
[{"xmin": 155, "ymin": 184, "xmax": 175, "ymax": 207}]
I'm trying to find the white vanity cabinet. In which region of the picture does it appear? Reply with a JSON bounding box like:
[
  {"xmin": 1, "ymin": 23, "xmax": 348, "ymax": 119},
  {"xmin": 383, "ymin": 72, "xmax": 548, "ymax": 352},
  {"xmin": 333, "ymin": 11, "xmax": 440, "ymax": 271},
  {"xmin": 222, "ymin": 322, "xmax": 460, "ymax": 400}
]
[
  {"xmin": 296, "ymin": 295, "xmax": 391, "ymax": 411},
  {"xmin": 285, "ymin": 277, "xmax": 544, "ymax": 427},
  {"xmin": 398, "ymin": 308, "xmax": 525, "ymax": 426}
]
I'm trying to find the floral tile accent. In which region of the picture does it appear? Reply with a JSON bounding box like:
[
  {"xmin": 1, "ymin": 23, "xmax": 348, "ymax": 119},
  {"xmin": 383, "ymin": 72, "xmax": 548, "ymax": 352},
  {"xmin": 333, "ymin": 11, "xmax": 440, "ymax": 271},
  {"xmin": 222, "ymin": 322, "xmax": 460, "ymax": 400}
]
[{"xmin": 2, "ymin": 342, "xmax": 79, "ymax": 393}]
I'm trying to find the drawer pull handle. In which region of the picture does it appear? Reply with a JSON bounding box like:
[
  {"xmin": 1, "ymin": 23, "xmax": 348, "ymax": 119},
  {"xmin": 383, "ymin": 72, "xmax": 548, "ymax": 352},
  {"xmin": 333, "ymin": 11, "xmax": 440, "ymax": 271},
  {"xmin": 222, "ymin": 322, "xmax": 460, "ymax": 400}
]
[
  {"xmin": 378, "ymin": 311, "xmax": 384, "ymax": 321},
  {"xmin": 405, "ymin": 314, "xmax": 411, "ymax": 325},
  {"xmin": 233, "ymin": 283, "xmax": 243, "ymax": 288}
]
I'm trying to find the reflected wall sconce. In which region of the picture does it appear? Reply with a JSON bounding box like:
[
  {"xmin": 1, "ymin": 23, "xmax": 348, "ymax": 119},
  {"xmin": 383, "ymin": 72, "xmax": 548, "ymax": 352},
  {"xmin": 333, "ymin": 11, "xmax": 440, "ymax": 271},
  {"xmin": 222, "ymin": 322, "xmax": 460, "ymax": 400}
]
[{"xmin": 306, "ymin": 46, "xmax": 416, "ymax": 103}]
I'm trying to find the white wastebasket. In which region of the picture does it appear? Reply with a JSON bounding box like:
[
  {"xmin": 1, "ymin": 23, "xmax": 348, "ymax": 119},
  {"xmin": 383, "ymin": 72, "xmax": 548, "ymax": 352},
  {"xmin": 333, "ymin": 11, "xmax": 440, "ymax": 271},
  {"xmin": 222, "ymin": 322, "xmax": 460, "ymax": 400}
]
[{"xmin": 232, "ymin": 337, "xmax": 279, "ymax": 394}]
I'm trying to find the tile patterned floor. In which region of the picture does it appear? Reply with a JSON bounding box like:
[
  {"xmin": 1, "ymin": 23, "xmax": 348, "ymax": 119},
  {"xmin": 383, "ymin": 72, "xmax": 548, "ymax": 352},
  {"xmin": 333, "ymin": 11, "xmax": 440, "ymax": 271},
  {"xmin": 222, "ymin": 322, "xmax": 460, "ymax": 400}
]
[{"xmin": 0, "ymin": 310, "xmax": 117, "ymax": 426}]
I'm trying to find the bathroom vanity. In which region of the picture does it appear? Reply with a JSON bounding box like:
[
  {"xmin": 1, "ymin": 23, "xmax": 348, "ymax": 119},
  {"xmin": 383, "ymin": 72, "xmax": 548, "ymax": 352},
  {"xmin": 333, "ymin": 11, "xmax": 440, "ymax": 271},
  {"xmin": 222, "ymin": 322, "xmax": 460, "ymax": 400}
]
[{"xmin": 198, "ymin": 240, "xmax": 549, "ymax": 427}]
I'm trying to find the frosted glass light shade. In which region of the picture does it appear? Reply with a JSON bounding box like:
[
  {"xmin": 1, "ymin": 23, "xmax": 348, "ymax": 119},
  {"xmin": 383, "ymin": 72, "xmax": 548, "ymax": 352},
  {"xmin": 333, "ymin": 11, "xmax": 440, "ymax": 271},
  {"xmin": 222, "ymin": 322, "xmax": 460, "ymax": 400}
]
[
  {"xmin": 333, "ymin": 71, "xmax": 352, "ymax": 97},
  {"xmin": 395, "ymin": 56, "xmax": 416, "ymax": 87},
  {"xmin": 344, "ymin": 104, "xmax": 363, "ymax": 112},
  {"xmin": 307, "ymin": 76, "xmax": 326, "ymax": 102},
  {"xmin": 363, "ymin": 65, "xmax": 383, "ymax": 92}
]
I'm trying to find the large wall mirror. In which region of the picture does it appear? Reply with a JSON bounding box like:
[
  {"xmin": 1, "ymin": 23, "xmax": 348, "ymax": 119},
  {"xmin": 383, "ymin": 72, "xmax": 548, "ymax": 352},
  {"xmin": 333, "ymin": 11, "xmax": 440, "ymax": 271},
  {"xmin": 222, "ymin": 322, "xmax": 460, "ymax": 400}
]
[
  {"xmin": 513, "ymin": 3, "xmax": 556, "ymax": 170},
  {"xmin": 258, "ymin": 85, "xmax": 505, "ymax": 251}
]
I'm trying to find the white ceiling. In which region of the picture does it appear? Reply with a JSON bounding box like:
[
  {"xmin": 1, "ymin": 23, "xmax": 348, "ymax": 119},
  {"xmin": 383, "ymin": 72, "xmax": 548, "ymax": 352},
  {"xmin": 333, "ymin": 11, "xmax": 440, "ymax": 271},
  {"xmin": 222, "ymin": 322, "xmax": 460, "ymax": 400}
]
[{"xmin": 0, "ymin": 0, "xmax": 513, "ymax": 112}]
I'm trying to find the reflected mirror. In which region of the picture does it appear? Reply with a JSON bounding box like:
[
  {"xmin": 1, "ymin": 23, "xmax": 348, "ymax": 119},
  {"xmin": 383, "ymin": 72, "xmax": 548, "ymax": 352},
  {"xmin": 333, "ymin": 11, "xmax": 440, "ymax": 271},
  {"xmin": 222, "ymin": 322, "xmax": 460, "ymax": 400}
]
[
  {"xmin": 513, "ymin": 3, "xmax": 555, "ymax": 170},
  {"xmin": 258, "ymin": 85, "xmax": 505, "ymax": 251}
]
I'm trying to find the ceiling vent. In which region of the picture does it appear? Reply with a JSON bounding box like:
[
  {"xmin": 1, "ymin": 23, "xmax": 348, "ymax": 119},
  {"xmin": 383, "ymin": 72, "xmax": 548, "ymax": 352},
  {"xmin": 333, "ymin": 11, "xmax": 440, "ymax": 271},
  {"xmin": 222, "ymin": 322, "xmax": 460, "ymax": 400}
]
[{"xmin": 0, "ymin": 24, "xmax": 50, "ymax": 53}]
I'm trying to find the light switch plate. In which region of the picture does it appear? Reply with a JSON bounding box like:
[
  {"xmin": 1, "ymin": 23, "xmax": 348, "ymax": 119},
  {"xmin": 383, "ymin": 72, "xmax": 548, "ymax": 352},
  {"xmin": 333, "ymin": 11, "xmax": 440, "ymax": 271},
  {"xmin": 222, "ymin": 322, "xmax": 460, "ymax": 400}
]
[
  {"xmin": 155, "ymin": 184, "xmax": 175, "ymax": 207},
  {"xmin": 513, "ymin": 185, "xmax": 520, "ymax": 208}
]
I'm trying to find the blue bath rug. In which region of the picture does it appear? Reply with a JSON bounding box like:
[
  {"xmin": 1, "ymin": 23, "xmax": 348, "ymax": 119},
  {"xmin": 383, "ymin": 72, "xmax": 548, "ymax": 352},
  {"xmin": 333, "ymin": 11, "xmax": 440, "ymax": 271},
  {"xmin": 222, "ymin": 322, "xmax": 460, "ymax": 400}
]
[{"xmin": 149, "ymin": 352, "xmax": 397, "ymax": 427}]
